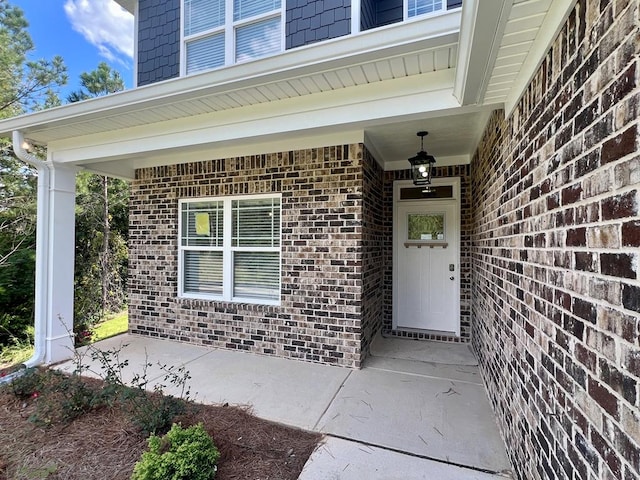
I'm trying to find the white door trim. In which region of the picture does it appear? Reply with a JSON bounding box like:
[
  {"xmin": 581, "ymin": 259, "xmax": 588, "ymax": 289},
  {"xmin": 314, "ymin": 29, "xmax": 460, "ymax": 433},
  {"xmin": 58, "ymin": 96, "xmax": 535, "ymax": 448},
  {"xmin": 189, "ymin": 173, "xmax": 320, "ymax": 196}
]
[{"xmin": 392, "ymin": 177, "xmax": 461, "ymax": 336}]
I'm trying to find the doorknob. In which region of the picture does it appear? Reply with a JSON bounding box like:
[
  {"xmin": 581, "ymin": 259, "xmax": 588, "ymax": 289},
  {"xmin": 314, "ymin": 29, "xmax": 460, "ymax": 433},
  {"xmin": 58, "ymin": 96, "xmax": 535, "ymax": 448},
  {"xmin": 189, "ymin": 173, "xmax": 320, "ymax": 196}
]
[{"xmin": 449, "ymin": 276, "xmax": 455, "ymax": 280}]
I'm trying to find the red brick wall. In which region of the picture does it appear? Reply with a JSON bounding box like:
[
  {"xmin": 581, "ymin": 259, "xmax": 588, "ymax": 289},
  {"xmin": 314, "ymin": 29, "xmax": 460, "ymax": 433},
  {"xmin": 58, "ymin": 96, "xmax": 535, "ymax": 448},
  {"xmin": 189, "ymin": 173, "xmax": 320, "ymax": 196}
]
[
  {"xmin": 471, "ymin": 1, "xmax": 639, "ymax": 478},
  {"xmin": 129, "ymin": 145, "xmax": 369, "ymax": 367}
]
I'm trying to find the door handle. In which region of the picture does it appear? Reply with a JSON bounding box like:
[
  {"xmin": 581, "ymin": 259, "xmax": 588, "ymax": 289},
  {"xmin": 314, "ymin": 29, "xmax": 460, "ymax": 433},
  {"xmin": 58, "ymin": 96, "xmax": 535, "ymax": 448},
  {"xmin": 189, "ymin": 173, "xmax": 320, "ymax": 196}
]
[{"xmin": 449, "ymin": 276, "xmax": 455, "ymax": 281}]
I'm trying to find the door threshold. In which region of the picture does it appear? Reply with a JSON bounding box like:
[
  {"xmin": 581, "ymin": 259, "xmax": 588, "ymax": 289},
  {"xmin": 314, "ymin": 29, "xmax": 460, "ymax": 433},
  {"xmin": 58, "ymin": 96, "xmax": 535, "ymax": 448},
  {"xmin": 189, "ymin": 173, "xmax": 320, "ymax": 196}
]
[{"xmin": 383, "ymin": 328, "xmax": 463, "ymax": 343}]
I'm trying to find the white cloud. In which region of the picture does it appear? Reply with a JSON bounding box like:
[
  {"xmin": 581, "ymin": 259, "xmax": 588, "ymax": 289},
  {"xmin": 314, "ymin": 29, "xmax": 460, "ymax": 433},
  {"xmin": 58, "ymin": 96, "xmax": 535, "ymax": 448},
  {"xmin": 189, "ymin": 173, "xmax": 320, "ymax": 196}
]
[{"xmin": 64, "ymin": 0, "xmax": 134, "ymax": 65}]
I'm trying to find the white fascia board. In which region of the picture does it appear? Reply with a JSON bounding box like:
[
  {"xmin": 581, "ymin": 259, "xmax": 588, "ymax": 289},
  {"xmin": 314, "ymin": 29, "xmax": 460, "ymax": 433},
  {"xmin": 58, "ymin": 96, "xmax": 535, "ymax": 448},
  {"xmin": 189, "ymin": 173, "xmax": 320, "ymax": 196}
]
[
  {"xmin": 504, "ymin": 0, "xmax": 578, "ymax": 115},
  {"xmin": 78, "ymin": 161, "xmax": 137, "ymax": 180},
  {"xmin": 134, "ymin": 129, "xmax": 367, "ymax": 169},
  {"xmin": 48, "ymin": 70, "xmax": 458, "ymax": 163},
  {"xmin": 76, "ymin": 129, "xmax": 367, "ymax": 178},
  {"xmin": 0, "ymin": 12, "xmax": 460, "ymax": 141},
  {"xmin": 454, "ymin": 0, "xmax": 513, "ymax": 106}
]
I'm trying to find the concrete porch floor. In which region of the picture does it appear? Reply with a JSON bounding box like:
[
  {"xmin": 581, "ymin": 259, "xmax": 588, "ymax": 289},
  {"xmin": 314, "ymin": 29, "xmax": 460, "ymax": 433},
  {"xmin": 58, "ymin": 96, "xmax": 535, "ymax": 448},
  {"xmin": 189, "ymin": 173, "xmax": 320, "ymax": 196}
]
[{"xmin": 58, "ymin": 334, "xmax": 512, "ymax": 479}]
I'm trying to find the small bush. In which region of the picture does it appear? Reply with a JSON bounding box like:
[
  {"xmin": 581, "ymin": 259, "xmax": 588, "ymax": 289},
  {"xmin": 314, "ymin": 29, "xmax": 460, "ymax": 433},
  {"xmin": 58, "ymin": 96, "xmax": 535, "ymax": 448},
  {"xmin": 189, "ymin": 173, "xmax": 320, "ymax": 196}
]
[
  {"xmin": 7, "ymin": 368, "xmax": 108, "ymax": 426},
  {"xmin": 84, "ymin": 346, "xmax": 193, "ymax": 435},
  {"xmin": 8, "ymin": 367, "xmax": 44, "ymax": 399},
  {"xmin": 121, "ymin": 388, "xmax": 186, "ymax": 436},
  {"xmin": 131, "ymin": 423, "xmax": 220, "ymax": 480}
]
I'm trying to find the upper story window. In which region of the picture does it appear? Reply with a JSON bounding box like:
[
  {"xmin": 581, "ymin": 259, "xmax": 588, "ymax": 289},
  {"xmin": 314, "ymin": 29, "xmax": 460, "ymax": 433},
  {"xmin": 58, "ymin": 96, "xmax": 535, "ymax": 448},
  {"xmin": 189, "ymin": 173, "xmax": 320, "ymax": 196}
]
[
  {"xmin": 183, "ymin": 0, "xmax": 283, "ymax": 75},
  {"xmin": 179, "ymin": 194, "xmax": 281, "ymax": 304},
  {"xmin": 408, "ymin": 0, "xmax": 442, "ymax": 17},
  {"xmin": 360, "ymin": 0, "xmax": 448, "ymax": 32}
]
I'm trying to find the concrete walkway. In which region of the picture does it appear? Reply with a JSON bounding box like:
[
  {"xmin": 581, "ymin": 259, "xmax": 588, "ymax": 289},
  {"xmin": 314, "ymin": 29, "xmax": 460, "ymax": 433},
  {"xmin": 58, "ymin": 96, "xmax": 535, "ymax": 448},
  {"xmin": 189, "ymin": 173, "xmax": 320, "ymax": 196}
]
[{"xmin": 59, "ymin": 334, "xmax": 513, "ymax": 479}]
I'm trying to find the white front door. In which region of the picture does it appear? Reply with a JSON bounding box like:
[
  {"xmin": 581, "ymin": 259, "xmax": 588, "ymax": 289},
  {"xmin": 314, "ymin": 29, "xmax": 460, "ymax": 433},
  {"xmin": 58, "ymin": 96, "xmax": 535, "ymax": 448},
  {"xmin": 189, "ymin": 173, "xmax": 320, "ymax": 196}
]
[{"xmin": 393, "ymin": 181, "xmax": 460, "ymax": 335}]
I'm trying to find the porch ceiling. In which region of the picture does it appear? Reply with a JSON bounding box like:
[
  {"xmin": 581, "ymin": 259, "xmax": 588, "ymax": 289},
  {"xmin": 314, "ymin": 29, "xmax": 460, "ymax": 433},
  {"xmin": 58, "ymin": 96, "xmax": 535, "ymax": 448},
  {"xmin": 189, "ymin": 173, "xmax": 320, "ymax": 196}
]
[{"xmin": 0, "ymin": 0, "xmax": 575, "ymax": 178}]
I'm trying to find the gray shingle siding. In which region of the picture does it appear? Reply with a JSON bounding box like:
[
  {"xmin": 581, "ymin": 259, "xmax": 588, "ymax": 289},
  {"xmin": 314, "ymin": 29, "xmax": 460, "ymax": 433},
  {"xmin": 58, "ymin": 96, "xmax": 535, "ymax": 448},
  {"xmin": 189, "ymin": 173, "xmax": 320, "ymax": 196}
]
[
  {"xmin": 137, "ymin": 0, "xmax": 180, "ymax": 86},
  {"xmin": 286, "ymin": 0, "xmax": 351, "ymax": 49}
]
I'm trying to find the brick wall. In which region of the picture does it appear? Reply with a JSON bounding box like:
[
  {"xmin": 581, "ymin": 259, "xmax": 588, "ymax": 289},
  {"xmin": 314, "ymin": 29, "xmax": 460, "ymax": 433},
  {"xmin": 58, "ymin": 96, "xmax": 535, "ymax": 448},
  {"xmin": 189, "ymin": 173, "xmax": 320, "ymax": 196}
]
[
  {"xmin": 471, "ymin": 1, "xmax": 640, "ymax": 478},
  {"xmin": 361, "ymin": 147, "xmax": 385, "ymax": 357},
  {"xmin": 129, "ymin": 145, "xmax": 372, "ymax": 368},
  {"xmin": 286, "ymin": 0, "xmax": 351, "ymax": 49},
  {"xmin": 137, "ymin": 0, "xmax": 180, "ymax": 86},
  {"xmin": 382, "ymin": 165, "xmax": 473, "ymax": 342}
]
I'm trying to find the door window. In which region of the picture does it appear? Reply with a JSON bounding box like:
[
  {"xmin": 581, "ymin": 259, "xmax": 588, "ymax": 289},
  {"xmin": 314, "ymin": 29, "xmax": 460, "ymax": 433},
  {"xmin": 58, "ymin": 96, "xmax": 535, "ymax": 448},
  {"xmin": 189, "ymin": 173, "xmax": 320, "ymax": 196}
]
[{"xmin": 407, "ymin": 213, "xmax": 445, "ymax": 241}]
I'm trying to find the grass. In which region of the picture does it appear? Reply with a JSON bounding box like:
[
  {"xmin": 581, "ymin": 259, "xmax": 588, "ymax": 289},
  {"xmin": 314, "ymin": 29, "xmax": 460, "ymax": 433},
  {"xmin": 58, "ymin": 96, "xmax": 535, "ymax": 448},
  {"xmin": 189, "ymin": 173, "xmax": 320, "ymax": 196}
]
[
  {"xmin": 0, "ymin": 340, "xmax": 33, "ymax": 370},
  {"xmin": 92, "ymin": 310, "xmax": 128, "ymax": 342},
  {"xmin": 0, "ymin": 310, "xmax": 128, "ymax": 370}
]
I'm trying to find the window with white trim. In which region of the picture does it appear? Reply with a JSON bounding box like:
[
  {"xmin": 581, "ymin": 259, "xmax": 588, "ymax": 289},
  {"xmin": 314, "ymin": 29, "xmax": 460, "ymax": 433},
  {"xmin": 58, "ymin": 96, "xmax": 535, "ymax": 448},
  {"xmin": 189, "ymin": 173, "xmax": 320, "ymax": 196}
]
[
  {"xmin": 407, "ymin": 0, "xmax": 443, "ymax": 18},
  {"xmin": 183, "ymin": 0, "xmax": 283, "ymax": 75},
  {"xmin": 179, "ymin": 195, "xmax": 281, "ymax": 304}
]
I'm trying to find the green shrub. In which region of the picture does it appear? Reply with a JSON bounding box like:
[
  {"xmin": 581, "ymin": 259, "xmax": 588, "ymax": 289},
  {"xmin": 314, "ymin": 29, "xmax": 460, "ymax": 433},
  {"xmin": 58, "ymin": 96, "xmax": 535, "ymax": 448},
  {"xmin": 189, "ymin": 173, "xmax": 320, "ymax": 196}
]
[
  {"xmin": 7, "ymin": 368, "xmax": 108, "ymax": 426},
  {"xmin": 131, "ymin": 423, "xmax": 220, "ymax": 480},
  {"xmin": 83, "ymin": 345, "xmax": 193, "ymax": 435},
  {"xmin": 8, "ymin": 367, "xmax": 44, "ymax": 399}
]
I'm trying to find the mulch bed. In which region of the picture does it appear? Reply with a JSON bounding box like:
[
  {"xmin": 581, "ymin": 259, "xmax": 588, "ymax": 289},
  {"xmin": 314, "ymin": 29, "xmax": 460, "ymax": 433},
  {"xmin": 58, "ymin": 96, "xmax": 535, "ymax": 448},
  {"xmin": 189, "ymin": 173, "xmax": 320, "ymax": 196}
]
[{"xmin": 0, "ymin": 374, "xmax": 321, "ymax": 480}]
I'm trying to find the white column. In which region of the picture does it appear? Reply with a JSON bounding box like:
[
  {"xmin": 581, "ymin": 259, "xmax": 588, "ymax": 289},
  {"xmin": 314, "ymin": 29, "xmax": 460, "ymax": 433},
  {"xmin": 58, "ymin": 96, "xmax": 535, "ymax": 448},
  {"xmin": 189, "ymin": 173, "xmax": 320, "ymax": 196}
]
[{"xmin": 44, "ymin": 164, "xmax": 77, "ymax": 364}]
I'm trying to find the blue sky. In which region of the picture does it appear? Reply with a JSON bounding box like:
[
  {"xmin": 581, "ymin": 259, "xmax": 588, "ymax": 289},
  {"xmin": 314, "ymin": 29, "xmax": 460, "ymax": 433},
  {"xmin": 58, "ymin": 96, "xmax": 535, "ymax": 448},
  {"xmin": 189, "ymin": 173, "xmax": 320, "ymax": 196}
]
[{"xmin": 11, "ymin": 0, "xmax": 135, "ymax": 101}]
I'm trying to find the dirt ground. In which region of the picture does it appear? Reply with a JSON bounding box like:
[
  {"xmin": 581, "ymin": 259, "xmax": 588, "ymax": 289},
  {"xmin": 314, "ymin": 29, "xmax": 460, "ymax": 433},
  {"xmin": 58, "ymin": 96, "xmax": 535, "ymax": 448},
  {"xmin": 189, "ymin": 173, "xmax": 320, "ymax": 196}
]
[{"xmin": 0, "ymin": 375, "xmax": 321, "ymax": 480}]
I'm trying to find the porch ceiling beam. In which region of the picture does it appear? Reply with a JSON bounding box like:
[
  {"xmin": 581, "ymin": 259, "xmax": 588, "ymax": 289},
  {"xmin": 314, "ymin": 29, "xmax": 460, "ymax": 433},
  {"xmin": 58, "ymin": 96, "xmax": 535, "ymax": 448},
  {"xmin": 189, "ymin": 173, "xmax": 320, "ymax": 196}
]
[
  {"xmin": 48, "ymin": 70, "xmax": 462, "ymax": 165},
  {"xmin": 453, "ymin": 0, "xmax": 513, "ymax": 106}
]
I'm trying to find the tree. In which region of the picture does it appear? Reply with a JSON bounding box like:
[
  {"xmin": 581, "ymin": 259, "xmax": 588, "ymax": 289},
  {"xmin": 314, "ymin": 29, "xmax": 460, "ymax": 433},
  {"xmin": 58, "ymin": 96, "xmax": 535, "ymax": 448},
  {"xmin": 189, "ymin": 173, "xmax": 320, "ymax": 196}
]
[
  {"xmin": 0, "ymin": 0, "xmax": 67, "ymax": 117},
  {"xmin": 66, "ymin": 61, "xmax": 124, "ymax": 102},
  {"xmin": 68, "ymin": 63, "xmax": 129, "ymax": 325},
  {"xmin": 0, "ymin": 1, "xmax": 67, "ymax": 345}
]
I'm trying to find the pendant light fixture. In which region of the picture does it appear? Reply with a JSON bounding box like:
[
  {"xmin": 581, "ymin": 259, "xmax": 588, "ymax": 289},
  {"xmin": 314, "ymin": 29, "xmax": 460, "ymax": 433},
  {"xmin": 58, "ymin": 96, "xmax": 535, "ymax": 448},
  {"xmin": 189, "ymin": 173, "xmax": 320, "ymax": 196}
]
[{"xmin": 408, "ymin": 131, "xmax": 436, "ymax": 187}]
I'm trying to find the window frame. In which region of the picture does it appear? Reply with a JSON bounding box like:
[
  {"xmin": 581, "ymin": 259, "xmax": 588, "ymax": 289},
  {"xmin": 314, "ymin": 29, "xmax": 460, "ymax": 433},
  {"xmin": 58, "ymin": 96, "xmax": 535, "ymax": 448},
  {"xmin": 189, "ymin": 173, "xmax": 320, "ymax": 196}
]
[
  {"xmin": 178, "ymin": 193, "xmax": 282, "ymax": 305},
  {"xmin": 180, "ymin": 0, "xmax": 285, "ymax": 76}
]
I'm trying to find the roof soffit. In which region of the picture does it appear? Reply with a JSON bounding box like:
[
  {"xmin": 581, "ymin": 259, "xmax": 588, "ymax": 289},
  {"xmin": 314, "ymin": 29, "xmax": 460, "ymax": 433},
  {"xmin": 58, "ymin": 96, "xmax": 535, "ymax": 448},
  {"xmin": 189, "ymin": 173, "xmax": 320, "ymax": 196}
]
[
  {"xmin": 454, "ymin": 0, "xmax": 514, "ymax": 105},
  {"xmin": 114, "ymin": 0, "xmax": 135, "ymax": 14},
  {"xmin": 0, "ymin": 11, "xmax": 461, "ymax": 145}
]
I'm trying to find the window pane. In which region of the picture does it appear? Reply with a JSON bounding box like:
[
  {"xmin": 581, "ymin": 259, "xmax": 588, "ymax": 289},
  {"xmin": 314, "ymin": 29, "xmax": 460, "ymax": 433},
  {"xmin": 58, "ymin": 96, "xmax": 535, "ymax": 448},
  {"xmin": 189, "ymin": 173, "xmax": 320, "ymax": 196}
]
[
  {"xmin": 234, "ymin": 0, "xmax": 280, "ymax": 21},
  {"xmin": 184, "ymin": 0, "xmax": 225, "ymax": 36},
  {"xmin": 181, "ymin": 201, "xmax": 224, "ymax": 246},
  {"xmin": 232, "ymin": 197, "xmax": 280, "ymax": 246},
  {"xmin": 408, "ymin": 0, "xmax": 442, "ymax": 17},
  {"xmin": 234, "ymin": 252, "xmax": 279, "ymax": 300},
  {"xmin": 186, "ymin": 34, "xmax": 225, "ymax": 74},
  {"xmin": 235, "ymin": 17, "xmax": 281, "ymax": 63},
  {"xmin": 183, "ymin": 251, "xmax": 223, "ymax": 295},
  {"xmin": 408, "ymin": 213, "xmax": 445, "ymax": 240}
]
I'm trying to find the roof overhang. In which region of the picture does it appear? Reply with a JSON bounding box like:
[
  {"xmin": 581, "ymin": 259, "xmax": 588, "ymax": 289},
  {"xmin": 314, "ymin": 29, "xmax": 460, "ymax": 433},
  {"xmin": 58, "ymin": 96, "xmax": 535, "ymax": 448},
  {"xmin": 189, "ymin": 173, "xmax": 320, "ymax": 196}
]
[
  {"xmin": 0, "ymin": 1, "xmax": 578, "ymax": 179},
  {"xmin": 454, "ymin": 0, "xmax": 578, "ymax": 110},
  {"xmin": 0, "ymin": 12, "xmax": 464, "ymax": 178},
  {"xmin": 114, "ymin": 0, "xmax": 135, "ymax": 15}
]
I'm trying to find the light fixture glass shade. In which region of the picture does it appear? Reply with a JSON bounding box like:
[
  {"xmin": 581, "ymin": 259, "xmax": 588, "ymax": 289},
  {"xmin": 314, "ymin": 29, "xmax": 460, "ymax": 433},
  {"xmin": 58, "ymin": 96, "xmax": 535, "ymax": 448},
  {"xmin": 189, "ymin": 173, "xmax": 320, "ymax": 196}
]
[{"xmin": 408, "ymin": 132, "xmax": 436, "ymax": 186}]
